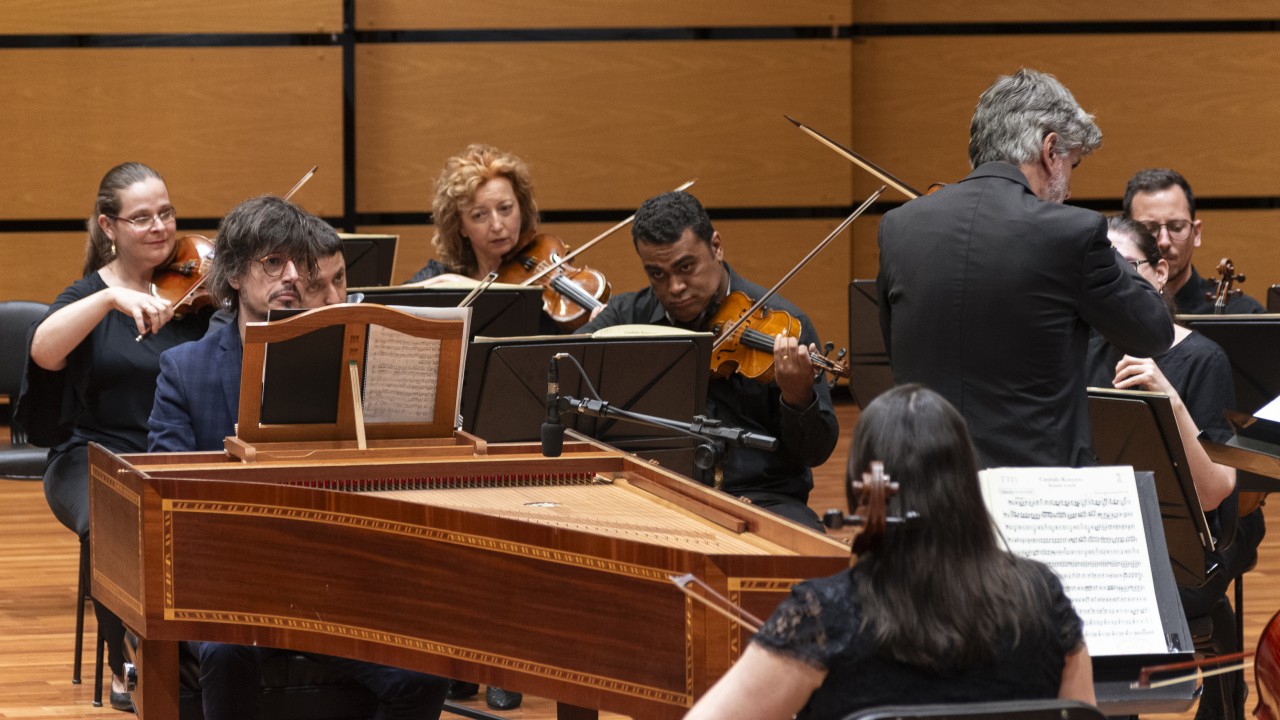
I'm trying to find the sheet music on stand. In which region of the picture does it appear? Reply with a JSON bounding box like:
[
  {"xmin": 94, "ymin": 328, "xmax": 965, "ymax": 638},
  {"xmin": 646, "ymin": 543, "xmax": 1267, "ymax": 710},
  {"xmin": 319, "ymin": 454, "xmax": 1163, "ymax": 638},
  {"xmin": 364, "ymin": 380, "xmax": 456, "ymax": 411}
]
[
  {"xmin": 979, "ymin": 466, "xmax": 1196, "ymax": 715},
  {"xmin": 229, "ymin": 304, "xmax": 472, "ymax": 460}
]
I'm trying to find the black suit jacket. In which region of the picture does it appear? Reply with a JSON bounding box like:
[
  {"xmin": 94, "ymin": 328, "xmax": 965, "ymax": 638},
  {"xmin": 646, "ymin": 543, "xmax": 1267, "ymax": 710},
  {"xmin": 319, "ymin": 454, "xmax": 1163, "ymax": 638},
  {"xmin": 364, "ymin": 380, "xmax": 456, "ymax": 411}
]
[{"xmin": 877, "ymin": 162, "xmax": 1173, "ymax": 468}]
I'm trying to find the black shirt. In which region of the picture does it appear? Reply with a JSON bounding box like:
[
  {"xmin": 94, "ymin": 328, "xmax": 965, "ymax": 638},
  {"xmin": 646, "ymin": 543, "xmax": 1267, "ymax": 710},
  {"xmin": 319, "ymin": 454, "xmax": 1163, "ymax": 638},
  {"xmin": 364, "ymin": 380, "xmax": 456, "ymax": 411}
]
[
  {"xmin": 1174, "ymin": 265, "xmax": 1266, "ymax": 315},
  {"xmin": 576, "ymin": 262, "xmax": 838, "ymax": 501},
  {"xmin": 28, "ymin": 272, "xmax": 209, "ymax": 453},
  {"xmin": 754, "ymin": 560, "xmax": 1082, "ymax": 720}
]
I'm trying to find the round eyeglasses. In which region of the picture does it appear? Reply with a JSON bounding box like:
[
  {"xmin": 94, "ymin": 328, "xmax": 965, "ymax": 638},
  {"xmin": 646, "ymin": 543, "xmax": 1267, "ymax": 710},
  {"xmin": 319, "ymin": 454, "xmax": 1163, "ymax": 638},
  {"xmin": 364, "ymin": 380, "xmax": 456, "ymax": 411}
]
[{"xmin": 1137, "ymin": 219, "xmax": 1194, "ymax": 242}]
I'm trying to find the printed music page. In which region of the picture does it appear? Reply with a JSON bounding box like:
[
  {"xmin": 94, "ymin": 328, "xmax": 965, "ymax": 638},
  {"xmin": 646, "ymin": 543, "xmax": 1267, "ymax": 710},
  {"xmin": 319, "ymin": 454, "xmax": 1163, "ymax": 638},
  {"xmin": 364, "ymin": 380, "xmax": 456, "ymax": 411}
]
[
  {"xmin": 361, "ymin": 306, "xmax": 469, "ymax": 423},
  {"xmin": 978, "ymin": 466, "xmax": 1168, "ymax": 657}
]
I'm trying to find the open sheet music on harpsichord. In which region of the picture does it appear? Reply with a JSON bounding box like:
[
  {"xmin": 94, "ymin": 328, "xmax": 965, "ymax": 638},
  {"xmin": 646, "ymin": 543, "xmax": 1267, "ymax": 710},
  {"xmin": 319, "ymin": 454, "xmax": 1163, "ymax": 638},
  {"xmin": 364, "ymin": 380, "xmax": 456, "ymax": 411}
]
[
  {"xmin": 359, "ymin": 305, "xmax": 469, "ymax": 423},
  {"xmin": 978, "ymin": 466, "xmax": 1169, "ymax": 657}
]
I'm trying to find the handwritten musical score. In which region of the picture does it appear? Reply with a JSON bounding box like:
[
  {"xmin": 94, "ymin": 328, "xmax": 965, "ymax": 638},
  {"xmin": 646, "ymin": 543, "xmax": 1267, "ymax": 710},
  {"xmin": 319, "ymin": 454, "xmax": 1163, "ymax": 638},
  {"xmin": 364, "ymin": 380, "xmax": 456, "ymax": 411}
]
[
  {"xmin": 979, "ymin": 466, "xmax": 1168, "ymax": 657},
  {"xmin": 362, "ymin": 325, "xmax": 442, "ymax": 422}
]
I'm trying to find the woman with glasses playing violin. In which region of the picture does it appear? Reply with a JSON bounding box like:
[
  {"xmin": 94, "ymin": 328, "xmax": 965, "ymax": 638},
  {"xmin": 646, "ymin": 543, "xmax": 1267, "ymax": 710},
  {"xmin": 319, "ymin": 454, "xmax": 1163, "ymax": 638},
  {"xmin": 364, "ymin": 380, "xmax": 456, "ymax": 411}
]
[
  {"xmin": 19, "ymin": 162, "xmax": 210, "ymax": 712},
  {"xmin": 1086, "ymin": 215, "xmax": 1261, "ymax": 720},
  {"xmin": 684, "ymin": 385, "xmax": 1093, "ymax": 720}
]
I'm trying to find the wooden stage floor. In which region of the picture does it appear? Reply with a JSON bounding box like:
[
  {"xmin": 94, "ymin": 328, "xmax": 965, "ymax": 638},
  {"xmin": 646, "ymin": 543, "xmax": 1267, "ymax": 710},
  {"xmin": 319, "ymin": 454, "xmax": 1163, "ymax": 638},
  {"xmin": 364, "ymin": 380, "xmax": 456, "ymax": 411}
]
[{"xmin": 1, "ymin": 396, "xmax": 1276, "ymax": 719}]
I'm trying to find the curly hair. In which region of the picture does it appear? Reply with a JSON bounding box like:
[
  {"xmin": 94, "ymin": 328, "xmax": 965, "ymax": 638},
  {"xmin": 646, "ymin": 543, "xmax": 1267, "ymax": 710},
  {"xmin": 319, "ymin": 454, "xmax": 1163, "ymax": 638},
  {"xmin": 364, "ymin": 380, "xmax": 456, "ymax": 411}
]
[{"xmin": 430, "ymin": 144, "xmax": 539, "ymax": 276}]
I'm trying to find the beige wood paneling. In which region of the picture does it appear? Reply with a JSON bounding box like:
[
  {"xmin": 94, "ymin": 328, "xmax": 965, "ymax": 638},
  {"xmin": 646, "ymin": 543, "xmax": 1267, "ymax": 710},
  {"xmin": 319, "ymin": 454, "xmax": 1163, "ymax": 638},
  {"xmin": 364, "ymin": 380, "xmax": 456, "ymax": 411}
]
[
  {"xmin": 0, "ymin": 232, "xmax": 86, "ymax": 304},
  {"xmin": 356, "ymin": 40, "xmax": 853, "ymax": 213},
  {"xmin": 362, "ymin": 217, "xmax": 851, "ymax": 352},
  {"xmin": 0, "ymin": 48, "xmax": 343, "ymax": 220},
  {"xmin": 6, "ymin": 0, "xmax": 340, "ymax": 34},
  {"xmin": 854, "ymin": 2, "xmax": 1279, "ymax": 23},
  {"xmin": 358, "ymin": 1, "xmax": 850, "ymax": 30},
  {"xmin": 0, "ymin": 224, "xmax": 223, "ymax": 305},
  {"xmin": 849, "ymin": 34, "xmax": 1280, "ymax": 201}
]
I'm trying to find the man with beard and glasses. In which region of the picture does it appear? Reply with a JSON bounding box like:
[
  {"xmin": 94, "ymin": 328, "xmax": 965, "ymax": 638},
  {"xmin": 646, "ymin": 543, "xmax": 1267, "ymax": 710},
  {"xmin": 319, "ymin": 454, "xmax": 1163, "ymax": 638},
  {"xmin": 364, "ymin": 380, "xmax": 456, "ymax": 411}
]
[{"xmin": 875, "ymin": 68, "xmax": 1172, "ymax": 469}]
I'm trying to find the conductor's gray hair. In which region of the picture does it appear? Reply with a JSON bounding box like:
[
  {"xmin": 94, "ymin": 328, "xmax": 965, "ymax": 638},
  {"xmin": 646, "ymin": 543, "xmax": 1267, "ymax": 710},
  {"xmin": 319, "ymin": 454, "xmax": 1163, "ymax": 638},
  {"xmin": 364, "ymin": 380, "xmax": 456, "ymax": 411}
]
[{"xmin": 968, "ymin": 68, "xmax": 1102, "ymax": 168}]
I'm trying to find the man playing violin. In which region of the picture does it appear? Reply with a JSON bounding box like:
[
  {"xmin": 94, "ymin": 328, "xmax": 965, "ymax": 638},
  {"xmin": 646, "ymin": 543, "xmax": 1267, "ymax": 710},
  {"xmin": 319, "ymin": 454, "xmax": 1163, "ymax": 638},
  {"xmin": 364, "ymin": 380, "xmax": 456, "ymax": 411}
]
[
  {"xmin": 1123, "ymin": 167, "xmax": 1264, "ymax": 315},
  {"xmin": 877, "ymin": 68, "xmax": 1172, "ymax": 469},
  {"xmin": 147, "ymin": 195, "xmax": 449, "ymax": 720},
  {"xmin": 577, "ymin": 190, "xmax": 839, "ymax": 531}
]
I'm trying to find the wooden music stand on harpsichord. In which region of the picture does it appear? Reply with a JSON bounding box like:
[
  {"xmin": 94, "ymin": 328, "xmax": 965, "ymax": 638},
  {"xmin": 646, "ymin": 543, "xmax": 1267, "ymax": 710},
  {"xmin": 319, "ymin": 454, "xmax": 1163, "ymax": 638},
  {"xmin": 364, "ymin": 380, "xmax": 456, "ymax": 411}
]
[
  {"xmin": 226, "ymin": 302, "xmax": 477, "ymax": 462},
  {"xmin": 87, "ymin": 302, "xmax": 852, "ymax": 720}
]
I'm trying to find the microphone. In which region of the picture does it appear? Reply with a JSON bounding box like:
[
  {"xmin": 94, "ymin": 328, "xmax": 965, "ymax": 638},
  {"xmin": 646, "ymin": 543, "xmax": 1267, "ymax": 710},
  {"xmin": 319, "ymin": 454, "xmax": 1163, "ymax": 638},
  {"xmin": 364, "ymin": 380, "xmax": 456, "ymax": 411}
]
[{"xmin": 540, "ymin": 354, "xmax": 564, "ymax": 457}]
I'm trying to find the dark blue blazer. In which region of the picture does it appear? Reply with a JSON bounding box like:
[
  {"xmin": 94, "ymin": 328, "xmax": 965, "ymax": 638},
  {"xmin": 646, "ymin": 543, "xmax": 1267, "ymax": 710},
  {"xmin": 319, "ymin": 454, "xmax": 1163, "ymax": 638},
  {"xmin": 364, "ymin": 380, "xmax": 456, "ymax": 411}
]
[{"xmin": 148, "ymin": 321, "xmax": 242, "ymax": 452}]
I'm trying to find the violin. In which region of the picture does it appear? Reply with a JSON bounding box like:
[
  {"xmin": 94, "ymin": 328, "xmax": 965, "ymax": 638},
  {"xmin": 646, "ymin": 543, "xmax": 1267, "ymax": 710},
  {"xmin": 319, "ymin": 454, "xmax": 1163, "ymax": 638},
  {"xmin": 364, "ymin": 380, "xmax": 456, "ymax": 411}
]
[
  {"xmin": 494, "ymin": 180, "xmax": 697, "ymax": 332},
  {"xmin": 150, "ymin": 234, "xmax": 216, "ymax": 315},
  {"xmin": 136, "ymin": 165, "xmax": 317, "ymax": 340},
  {"xmin": 823, "ymin": 460, "xmax": 917, "ymax": 554},
  {"xmin": 1206, "ymin": 257, "xmax": 1246, "ymax": 315},
  {"xmin": 708, "ymin": 188, "xmax": 883, "ymax": 385},
  {"xmin": 709, "ymin": 291, "xmax": 849, "ymax": 383},
  {"xmin": 497, "ymin": 233, "xmax": 611, "ymax": 331}
]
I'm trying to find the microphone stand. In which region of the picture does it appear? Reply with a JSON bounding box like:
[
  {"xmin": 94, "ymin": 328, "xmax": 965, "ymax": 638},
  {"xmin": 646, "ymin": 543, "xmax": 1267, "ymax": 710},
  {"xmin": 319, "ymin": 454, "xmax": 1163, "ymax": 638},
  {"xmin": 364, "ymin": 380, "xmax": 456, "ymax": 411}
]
[{"xmin": 556, "ymin": 393, "xmax": 778, "ymax": 481}]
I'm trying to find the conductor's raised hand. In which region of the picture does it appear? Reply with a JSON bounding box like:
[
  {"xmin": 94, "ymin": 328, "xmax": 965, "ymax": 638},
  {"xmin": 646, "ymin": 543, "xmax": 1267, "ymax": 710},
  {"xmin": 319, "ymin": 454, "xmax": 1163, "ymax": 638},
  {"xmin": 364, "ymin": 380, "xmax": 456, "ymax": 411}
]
[{"xmin": 773, "ymin": 332, "xmax": 816, "ymax": 408}]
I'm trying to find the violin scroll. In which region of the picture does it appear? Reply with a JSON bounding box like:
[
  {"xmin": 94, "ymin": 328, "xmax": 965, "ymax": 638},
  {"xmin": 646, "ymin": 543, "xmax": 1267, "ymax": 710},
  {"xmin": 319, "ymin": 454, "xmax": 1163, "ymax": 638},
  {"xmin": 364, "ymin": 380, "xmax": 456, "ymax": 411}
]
[
  {"xmin": 824, "ymin": 461, "xmax": 917, "ymax": 553},
  {"xmin": 1205, "ymin": 257, "xmax": 1245, "ymax": 314}
]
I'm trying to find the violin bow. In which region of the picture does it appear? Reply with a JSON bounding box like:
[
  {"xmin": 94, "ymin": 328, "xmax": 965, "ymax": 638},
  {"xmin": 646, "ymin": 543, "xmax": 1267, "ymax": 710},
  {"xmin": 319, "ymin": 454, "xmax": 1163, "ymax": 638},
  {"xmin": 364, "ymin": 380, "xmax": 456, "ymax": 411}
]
[
  {"xmin": 711, "ymin": 185, "xmax": 885, "ymax": 352},
  {"xmin": 520, "ymin": 179, "xmax": 697, "ymax": 287},
  {"xmin": 1132, "ymin": 650, "xmax": 1250, "ymax": 689},
  {"xmin": 671, "ymin": 573, "xmax": 765, "ymax": 634},
  {"xmin": 784, "ymin": 115, "xmax": 921, "ymax": 200},
  {"xmin": 283, "ymin": 165, "xmax": 319, "ymax": 202}
]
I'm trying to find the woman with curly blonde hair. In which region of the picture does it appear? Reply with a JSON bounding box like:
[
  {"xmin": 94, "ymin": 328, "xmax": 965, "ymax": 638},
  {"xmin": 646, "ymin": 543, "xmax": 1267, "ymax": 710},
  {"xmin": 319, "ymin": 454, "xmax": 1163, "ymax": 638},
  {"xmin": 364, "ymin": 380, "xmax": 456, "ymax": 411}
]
[{"xmin": 410, "ymin": 144, "xmax": 539, "ymax": 282}]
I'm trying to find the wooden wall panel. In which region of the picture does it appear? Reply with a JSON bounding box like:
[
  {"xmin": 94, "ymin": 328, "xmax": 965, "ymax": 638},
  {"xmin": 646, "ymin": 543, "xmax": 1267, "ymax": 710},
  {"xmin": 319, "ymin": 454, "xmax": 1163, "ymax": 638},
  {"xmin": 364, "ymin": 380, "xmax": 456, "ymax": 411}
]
[
  {"xmin": 363, "ymin": 218, "xmax": 850, "ymax": 351},
  {"xmin": 358, "ymin": 0, "xmax": 850, "ymax": 30},
  {"xmin": 853, "ymin": 2, "xmax": 1279, "ymax": 23},
  {"xmin": 0, "ymin": 48, "xmax": 343, "ymax": 220},
  {"xmin": 0, "ymin": 233, "xmax": 86, "ymax": 304},
  {"xmin": 356, "ymin": 40, "xmax": 853, "ymax": 213},
  {"xmin": 7, "ymin": 0, "xmax": 340, "ymax": 34},
  {"xmin": 850, "ymin": 34, "xmax": 1280, "ymax": 201},
  {"xmin": 0, "ymin": 224, "xmax": 222, "ymax": 305}
]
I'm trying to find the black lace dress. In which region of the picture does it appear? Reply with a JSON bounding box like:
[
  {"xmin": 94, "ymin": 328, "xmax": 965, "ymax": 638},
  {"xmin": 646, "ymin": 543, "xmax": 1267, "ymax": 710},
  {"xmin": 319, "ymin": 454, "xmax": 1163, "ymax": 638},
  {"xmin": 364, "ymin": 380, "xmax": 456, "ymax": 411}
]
[{"xmin": 753, "ymin": 560, "xmax": 1083, "ymax": 720}]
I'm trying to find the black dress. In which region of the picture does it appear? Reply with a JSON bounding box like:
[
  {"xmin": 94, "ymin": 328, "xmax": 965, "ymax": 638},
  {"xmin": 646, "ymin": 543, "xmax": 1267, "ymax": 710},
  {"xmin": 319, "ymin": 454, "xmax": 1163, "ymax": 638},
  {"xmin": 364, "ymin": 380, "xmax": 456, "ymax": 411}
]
[
  {"xmin": 22, "ymin": 272, "xmax": 208, "ymax": 678},
  {"xmin": 753, "ymin": 560, "xmax": 1082, "ymax": 720}
]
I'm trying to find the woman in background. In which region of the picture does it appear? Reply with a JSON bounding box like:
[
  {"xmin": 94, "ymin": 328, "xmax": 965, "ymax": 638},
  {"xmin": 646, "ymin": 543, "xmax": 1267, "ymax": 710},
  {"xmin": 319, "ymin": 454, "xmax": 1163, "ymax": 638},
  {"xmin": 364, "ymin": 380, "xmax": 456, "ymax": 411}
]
[{"xmin": 22, "ymin": 162, "xmax": 209, "ymax": 711}]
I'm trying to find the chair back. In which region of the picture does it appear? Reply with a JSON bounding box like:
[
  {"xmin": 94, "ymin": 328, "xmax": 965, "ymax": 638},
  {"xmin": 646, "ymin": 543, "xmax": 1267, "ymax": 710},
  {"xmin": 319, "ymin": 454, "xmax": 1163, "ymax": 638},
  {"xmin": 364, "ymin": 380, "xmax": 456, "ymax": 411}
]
[
  {"xmin": 0, "ymin": 301, "xmax": 49, "ymax": 401},
  {"xmin": 844, "ymin": 699, "xmax": 1106, "ymax": 720}
]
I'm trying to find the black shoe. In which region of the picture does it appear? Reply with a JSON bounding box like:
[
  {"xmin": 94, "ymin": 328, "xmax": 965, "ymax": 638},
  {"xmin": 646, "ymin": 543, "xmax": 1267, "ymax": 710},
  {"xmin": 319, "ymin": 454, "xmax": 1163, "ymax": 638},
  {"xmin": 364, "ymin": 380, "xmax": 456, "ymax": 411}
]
[
  {"xmin": 486, "ymin": 686, "xmax": 523, "ymax": 710},
  {"xmin": 109, "ymin": 689, "xmax": 135, "ymax": 713},
  {"xmin": 447, "ymin": 680, "xmax": 479, "ymax": 699}
]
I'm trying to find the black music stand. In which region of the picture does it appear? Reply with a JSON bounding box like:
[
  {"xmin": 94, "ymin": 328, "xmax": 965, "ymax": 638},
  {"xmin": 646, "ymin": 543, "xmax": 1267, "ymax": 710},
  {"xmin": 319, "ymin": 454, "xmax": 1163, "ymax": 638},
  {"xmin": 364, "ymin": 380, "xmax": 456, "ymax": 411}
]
[
  {"xmin": 352, "ymin": 285, "xmax": 543, "ymax": 339},
  {"xmin": 1267, "ymin": 284, "xmax": 1280, "ymax": 312},
  {"xmin": 462, "ymin": 330, "xmax": 712, "ymax": 480},
  {"xmin": 847, "ymin": 280, "xmax": 894, "ymax": 408},
  {"xmin": 338, "ymin": 234, "xmax": 398, "ymax": 288},
  {"xmin": 1088, "ymin": 388, "xmax": 1214, "ymax": 588},
  {"xmin": 1178, "ymin": 313, "xmax": 1280, "ymax": 414}
]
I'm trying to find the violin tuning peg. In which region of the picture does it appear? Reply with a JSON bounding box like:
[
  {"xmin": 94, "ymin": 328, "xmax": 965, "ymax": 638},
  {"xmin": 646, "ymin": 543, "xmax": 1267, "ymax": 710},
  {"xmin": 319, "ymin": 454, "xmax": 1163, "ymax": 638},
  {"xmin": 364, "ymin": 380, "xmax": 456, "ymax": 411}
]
[{"xmin": 823, "ymin": 341, "xmax": 835, "ymax": 356}]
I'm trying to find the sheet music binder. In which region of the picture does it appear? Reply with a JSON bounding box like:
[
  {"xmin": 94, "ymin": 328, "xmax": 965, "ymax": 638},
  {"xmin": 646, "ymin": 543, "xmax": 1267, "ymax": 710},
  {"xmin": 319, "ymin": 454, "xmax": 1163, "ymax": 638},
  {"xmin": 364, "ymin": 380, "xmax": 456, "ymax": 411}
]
[
  {"xmin": 338, "ymin": 233, "xmax": 398, "ymax": 287},
  {"xmin": 1092, "ymin": 471, "xmax": 1198, "ymax": 715},
  {"xmin": 351, "ymin": 284, "xmax": 543, "ymax": 339},
  {"xmin": 1088, "ymin": 388, "xmax": 1214, "ymax": 587}
]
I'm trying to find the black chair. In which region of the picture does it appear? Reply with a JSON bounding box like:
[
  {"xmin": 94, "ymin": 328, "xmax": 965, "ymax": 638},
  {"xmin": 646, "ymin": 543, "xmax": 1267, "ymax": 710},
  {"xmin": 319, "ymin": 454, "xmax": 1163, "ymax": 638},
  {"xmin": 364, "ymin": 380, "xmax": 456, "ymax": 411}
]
[
  {"xmin": 74, "ymin": 537, "xmax": 107, "ymax": 706},
  {"xmin": 844, "ymin": 699, "xmax": 1107, "ymax": 720},
  {"xmin": 0, "ymin": 300, "xmax": 51, "ymax": 479}
]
